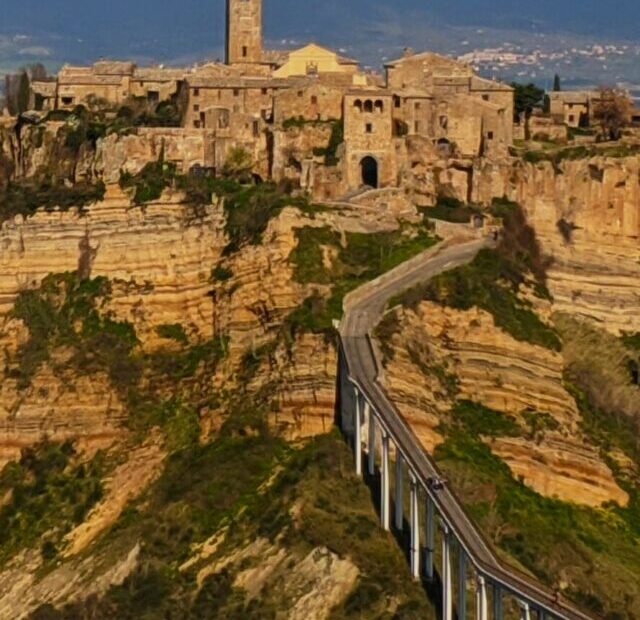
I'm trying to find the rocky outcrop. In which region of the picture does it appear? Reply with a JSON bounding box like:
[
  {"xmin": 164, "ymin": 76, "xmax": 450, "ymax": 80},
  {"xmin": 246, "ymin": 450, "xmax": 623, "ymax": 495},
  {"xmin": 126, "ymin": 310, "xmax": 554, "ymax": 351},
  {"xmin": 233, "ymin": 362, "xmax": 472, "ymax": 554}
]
[
  {"xmin": 380, "ymin": 301, "xmax": 628, "ymax": 507},
  {"xmin": 488, "ymin": 436, "xmax": 629, "ymax": 508},
  {"xmin": 0, "ymin": 184, "xmax": 224, "ymax": 342},
  {"xmin": 472, "ymin": 156, "xmax": 640, "ymax": 335}
]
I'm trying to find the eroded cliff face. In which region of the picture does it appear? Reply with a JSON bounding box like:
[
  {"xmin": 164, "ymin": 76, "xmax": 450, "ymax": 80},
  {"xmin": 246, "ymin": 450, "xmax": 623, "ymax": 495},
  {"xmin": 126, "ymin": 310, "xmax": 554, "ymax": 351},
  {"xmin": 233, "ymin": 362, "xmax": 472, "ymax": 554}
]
[
  {"xmin": 472, "ymin": 157, "xmax": 640, "ymax": 335},
  {"xmin": 381, "ymin": 301, "xmax": 627, "ymax": 508}
]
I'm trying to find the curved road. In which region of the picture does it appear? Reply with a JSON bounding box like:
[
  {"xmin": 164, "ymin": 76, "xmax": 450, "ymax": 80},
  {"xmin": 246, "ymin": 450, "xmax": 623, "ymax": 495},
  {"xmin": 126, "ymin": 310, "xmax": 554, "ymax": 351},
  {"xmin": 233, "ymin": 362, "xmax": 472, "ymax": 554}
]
[{"xmin": 339, "ymin": 237, "xmax": 595, "ymax": 620}]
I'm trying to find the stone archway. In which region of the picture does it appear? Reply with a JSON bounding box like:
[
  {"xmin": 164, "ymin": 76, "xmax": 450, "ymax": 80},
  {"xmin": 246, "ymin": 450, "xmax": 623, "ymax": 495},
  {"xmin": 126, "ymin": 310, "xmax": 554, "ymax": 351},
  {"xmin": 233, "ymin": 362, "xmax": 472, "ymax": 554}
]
[{"xmin": 360, "ymin": 156, "xmax": 379, "ymax": 188}]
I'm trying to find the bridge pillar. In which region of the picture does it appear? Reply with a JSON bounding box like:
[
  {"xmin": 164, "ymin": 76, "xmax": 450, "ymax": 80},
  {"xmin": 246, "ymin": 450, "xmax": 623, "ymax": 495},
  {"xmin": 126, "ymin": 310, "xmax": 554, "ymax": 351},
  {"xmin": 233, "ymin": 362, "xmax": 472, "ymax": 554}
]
[
  {"xmin": 518, "ymin": 601, "xmax": 532, "ymax": 620},
  {"xmin": 442, "ymin": 523, "xmax": 453, "ymax": 620},
  {"xmin": 409, "ymin": 473, "xmax": 420, "ymax": 580},
  {"xmin": 381, "ymin": 431, "xmax": 390, "ymax": 531},
  {"xmin": 458, "ymin": 547, "xmax": 467, "ymax": 620},
  {"xmin": 424, "ymin": 495, "xmax": 435, "ymax": 581},
  {"xmin": 354, "ymin": 388, "xmax": 362, "ymax": 477},
  {"xmin": 367, "ymin": 405, "xmax": 376, "ymax": 476},
  {"xmin": 394, "ymin": 452, "xmax": 404, "ymax": 531},
  {"xmin": 493, "ymin": 584, "xmax": 503, "ymax": 620},
  {"xmin": 476, "ymin": 575, "xmax": 488, "ymax": 620}
]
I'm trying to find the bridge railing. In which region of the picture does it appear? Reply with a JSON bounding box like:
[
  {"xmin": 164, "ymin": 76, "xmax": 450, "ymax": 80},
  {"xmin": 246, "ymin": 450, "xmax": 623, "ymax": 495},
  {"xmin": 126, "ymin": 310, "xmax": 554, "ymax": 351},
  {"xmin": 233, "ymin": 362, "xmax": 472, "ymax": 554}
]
[{"xmin": 337, "ymin": 335, "xmax": 597, "ymax": 620}]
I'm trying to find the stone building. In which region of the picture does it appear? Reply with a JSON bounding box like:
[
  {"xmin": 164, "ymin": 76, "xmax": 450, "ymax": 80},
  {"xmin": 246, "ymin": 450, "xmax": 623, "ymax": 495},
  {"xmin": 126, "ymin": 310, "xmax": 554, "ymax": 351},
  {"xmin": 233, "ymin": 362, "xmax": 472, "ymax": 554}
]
[
  {"xmin": 549, "ymin": 91, "xmax": 600, "ymax": 127},
  {"xmin": 343, "ymin": 91, "xmax": 395, "ymax": 189},
  {"xmin": 31, "ymin": 62, "xmax": 183, "ymax": 111},
  {"xmin": 273, "ymin": 44, "xmax": 361, "ymax": 79},
  {"xmin": 273, "ymin": 81, "xmax": 345, "ymax": 124},
  {"xmin": 225, "ymin": 0, "xmax": 264, "ymax": 66}
]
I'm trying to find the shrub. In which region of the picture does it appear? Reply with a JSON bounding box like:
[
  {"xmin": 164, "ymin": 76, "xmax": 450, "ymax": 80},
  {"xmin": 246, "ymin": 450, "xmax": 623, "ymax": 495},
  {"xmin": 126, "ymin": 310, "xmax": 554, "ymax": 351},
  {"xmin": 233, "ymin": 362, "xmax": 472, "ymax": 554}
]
[
  {"xmin": 120, "ymin": 160, "xmax": 177, "ymax": 204},
  {"xmin": 0, "ymin": 179, "xmax": 106, "ymax": 224},
  {"xmin": 422, "ymin": 196, "xmax": 482, "ymax": 224},
  {"xmin": 212, "ymin": 264, "xmax": 234, "ymax": 282},
  {"xmin": 156, "ymin": 324, "xmax": 189, "ymax": 345},
  {"xmin": 0, "ymin": 442, "xmax": 105, "ymax": 563},
  {"xmin": 451, "ymin": 400, "xmax": 522, "ymax": 438}
]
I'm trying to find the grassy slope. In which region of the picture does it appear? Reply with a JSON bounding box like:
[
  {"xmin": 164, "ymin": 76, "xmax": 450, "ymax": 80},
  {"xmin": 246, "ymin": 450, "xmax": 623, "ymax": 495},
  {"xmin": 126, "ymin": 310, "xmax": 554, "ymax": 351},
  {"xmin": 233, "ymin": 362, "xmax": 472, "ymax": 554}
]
[
  {"xmin": 29, "ymin": 427, "xmax": 435, "ymax": 619},
  {"xmin": 287, "ymin": 224, "xmax": 439, "ymax": 336},
  {"xmin": 435, "ymin": 403, "xmax": 640, "ymax": 619}
]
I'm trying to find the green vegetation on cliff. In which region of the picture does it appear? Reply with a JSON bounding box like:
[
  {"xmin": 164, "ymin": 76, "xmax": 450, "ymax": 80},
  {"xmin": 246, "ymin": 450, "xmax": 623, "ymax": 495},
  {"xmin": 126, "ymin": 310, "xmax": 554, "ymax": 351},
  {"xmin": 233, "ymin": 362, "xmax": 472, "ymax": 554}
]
[
  {"xmin": 287, "ymin": 224, "xmax": 439, "ymax": 335},
  {"xmin": 0, "ymin": 442, "xmax": 105, "ymax": 564},
  {"xmin": 393, "ymin": 200, "xmax": 560, "ymax": 351},
  {"xmin": 28, "ymin": 424, "xmax": 434, "ymax": 619},
  {"xmin": 0, "ymin": 179, "xmax": 106, "ymax": 225},
  {"xmin": 435, "ymin": 420, "xmax": 640, "ymax": 618},
  {"xmin": 10, "ymin": 273, "xmax": 138, "ymax": 390}
]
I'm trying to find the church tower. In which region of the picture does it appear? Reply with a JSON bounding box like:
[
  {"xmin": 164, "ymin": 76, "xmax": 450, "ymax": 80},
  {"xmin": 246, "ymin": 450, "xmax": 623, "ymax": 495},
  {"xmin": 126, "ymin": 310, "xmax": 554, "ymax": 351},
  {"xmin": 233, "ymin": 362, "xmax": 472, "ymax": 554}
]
[{"xmin": 226, "ymin": 0, "xmax": 263, "ymax": 65}]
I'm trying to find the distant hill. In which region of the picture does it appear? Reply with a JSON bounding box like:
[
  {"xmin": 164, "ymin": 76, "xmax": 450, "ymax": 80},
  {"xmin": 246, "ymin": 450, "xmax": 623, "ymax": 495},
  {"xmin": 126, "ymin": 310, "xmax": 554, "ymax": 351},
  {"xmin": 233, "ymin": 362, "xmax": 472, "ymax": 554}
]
[{"xmin": 2, "ymin": 0, "xmax": 640, "ymax": 81}]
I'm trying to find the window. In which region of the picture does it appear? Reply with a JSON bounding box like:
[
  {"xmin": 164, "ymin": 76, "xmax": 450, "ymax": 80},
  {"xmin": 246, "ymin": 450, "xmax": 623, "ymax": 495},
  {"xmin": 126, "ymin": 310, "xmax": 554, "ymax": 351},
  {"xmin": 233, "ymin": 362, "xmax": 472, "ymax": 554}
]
[
  {"xmin": 365, "ymin": 123, "xmax": 373, "ymax": 134},
  {"xmin": 261, "ymin": 88, "xmax": 268, "ymax": 95},
  {"xmin": 374, "ymin": 100, "xmax": 384, "ymax": 113},
  {"xmin": 242, "ymin": 46, "xmax": 248, "ymax": 58},
  {"xmin": 311, "ymin": 95, "xmax": 318, "ymax": 105},
  {"xmin": 147, "ymin": 90, "xmax": 159, "ymax": 104},
  {"xmin": 253, "ymin": 120, "xmax": 260, "ymax": 137},
  {"xmin": 482, "ymin": 94, "xmax": 489, "ymax": 101},
  {"xmin": 568, "ymin": 115, "xmax": 575, "ymax": 123},
  {"xmin": 415, "ymin": 102, "xmax": 421, "ymax": 110},
  {"xmin": 487, "ymin": 131, "xmax": 494, "ymax": 140},
  {"xmin": 364, "ymin": 100, "xmax": 373, "ymax": 113},
  {"xmin": 439, "ymin": 115, "xmax": 448, "ymax": 130},
  {"xmin": 354, "ymin": 99, "xmax": 363, "ymax": 112},
  {"xmin": 234, "ymin": 88, "xmax": 240, "ymax": 97},
  {"xmin": 393, "ymin": 95, "xmax": 401, "ymax": 109},
  {"xmin": 193, "ymin": 104, "xmax": 200, "ymax": 112},
  {"xmin": 414, "ymin": 121, "xmax": 421, "ymax": 133},
  {"xmin": 194, "ymin": 88, "xmax": 200, "ymax": 97},
  {"xmin": 61, "ymin": 96, "xmax": 74, "ymax": 106},
  {"xmin": 297, "ymin": 90, "xmax": 303, "ymax": 97},
  {"xmin": 194, "ymin": 121, "xmax": 201, "ymax": 128}
]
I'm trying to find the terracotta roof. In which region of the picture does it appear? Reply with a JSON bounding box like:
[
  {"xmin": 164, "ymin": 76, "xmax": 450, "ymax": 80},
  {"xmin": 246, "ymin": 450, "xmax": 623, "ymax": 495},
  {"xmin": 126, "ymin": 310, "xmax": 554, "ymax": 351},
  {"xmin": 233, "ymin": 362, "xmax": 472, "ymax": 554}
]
[
  {"xmin": 187, "ymin": 76, "xmax": 296, "ymax": 89},
  {"xmin": 384, "ymin": 51, "xmax": 470, "ymax": 70},
  {"xmin": 347, "ymin": 88, "xmax": 392, "ymax": 97},
  {"xmin": 470, "ymin": 76, "xmax": 513, "ymax": 92}
]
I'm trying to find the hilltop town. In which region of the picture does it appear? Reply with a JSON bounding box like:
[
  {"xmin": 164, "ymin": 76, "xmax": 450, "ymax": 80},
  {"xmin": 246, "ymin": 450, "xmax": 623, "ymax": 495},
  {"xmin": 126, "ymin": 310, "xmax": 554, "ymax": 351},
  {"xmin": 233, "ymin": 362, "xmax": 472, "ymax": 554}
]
[
  {"xmin": 5, "ymin": 0, "xmax": 636, "ymax": 204},
  {"xmin": 18, "ymin": 0, "xmax": 510, "ymax": 198}
]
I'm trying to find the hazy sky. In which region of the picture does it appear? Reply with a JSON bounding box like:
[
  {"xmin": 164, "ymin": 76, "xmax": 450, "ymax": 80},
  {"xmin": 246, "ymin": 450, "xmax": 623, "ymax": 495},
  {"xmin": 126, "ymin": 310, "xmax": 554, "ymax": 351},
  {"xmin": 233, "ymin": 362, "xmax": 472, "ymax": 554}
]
[{"xmin": 2, "ymin": 1, "xmax": 640, "ymax": 78}]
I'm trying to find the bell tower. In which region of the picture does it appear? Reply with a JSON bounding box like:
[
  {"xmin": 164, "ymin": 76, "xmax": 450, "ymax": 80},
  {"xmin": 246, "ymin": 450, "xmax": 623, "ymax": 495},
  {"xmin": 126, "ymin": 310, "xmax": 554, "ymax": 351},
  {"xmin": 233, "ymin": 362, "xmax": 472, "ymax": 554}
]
[{"xmin": 226, "ymin": 0, "xmax": 263, "ymax": 65}]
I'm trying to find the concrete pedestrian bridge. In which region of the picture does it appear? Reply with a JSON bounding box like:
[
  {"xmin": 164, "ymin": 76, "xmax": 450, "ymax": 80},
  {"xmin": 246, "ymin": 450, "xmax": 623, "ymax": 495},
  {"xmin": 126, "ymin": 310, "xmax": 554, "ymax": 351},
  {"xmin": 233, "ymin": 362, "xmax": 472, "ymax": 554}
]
[{"xmin": 337, "ymin": 236, "xmax": 596, "ymax": 620}]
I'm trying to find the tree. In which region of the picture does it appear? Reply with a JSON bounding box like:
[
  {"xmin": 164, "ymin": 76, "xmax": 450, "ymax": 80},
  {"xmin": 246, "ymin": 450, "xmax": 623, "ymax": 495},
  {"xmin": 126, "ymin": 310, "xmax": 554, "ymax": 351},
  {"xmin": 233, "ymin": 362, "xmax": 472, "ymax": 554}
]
[
  {"xmin": 16, "ymin": 71, "xmax": 31, "ymax": 115},
  {"xmin": 511, "ymin": 82, "xmax": 545, "ymax": 122},
  {"xmin": 221, "ymin": 147, "xmax": 253, "ymax": 182},
  {"xmin": 553, "ymin": 74, "xmax": 562, "ymax": 92},
  {"xmin": 592, "ymin": 87, "xmax": 633, "ymax": 140}
]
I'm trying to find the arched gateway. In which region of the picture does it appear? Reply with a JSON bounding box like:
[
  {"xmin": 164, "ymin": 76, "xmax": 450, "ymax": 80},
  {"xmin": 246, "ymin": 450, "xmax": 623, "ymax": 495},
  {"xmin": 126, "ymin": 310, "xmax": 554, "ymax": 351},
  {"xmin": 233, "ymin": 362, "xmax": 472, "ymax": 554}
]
[{"xmin": 360, "ymin": 156, "xmax": 379, "ymax": 188}]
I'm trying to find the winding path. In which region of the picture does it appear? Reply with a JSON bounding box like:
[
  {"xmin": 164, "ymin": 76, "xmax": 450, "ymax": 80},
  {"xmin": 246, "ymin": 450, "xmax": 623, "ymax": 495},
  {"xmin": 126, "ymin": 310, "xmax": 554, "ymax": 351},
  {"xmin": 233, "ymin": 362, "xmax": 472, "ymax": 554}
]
[{"xmin": 338, "ymin": 236, "xmax": 595, "ymax": 620}]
